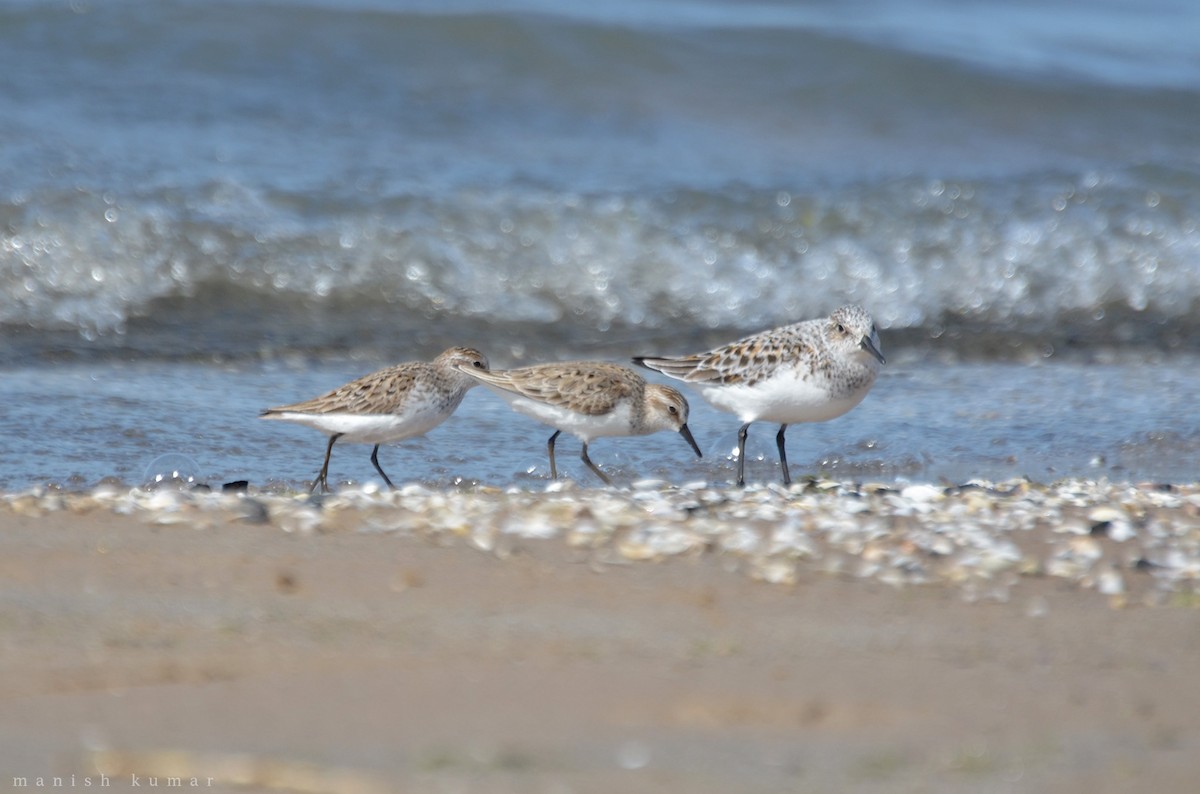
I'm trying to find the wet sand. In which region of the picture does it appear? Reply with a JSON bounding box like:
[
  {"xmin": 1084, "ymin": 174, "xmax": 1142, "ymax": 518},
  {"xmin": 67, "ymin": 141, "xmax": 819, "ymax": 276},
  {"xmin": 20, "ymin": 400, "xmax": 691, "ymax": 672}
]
[{"xmin": 1, "ymin": 484, "xmax": 1199, "ymax": 793}]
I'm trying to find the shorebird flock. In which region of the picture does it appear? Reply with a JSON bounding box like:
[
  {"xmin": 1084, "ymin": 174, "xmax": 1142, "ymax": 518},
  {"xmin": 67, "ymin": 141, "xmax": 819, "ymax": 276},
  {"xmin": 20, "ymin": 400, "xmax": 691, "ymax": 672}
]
[{"xmin": 262, "ymin": 305, "xmax": 884, "ymax": 491}]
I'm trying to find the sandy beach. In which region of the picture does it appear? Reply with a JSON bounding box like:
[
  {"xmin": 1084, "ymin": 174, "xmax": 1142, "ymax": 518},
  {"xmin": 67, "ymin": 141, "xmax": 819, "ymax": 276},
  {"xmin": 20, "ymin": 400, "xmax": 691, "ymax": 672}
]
[{"xmin": 1, "ymin": 481, "xmax": 1198, "ymax": 793}]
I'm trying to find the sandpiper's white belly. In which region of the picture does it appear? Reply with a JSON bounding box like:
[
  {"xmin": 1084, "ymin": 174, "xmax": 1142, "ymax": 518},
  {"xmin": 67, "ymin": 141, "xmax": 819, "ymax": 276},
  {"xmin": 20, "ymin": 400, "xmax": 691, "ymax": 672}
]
[
  {"xmin": 267, "ymin": 399, "xmax": 452, "ymax": 444},
  {"xmin": 501, "ymin": 394, "xmax": 636, "ymax": 442},
  {"xmin": 698, "ymin": 367, "xmax": 873, "ymax": 425}
]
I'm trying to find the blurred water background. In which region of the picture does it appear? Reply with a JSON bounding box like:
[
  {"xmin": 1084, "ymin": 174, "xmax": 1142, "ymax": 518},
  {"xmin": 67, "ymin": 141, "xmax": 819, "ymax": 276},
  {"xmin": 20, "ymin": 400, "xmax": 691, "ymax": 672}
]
[{"xmin": 2, "ymin": 0, "xmax": 1198, "ymax": 489}]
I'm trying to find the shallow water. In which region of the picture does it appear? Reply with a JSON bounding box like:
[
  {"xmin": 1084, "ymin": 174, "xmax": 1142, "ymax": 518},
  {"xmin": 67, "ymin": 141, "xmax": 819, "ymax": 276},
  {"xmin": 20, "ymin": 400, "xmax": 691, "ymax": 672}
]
[{"xmin": 5, "ymin": 355, "xmax": 1197, "ymax": 492}]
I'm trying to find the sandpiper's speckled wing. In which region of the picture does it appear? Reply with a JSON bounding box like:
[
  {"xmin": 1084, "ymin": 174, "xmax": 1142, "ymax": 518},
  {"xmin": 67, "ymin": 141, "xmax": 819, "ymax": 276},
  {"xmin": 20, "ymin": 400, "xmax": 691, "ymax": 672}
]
[
  {"xmin": 636, "ymin": 324, "xmax": 818, "ymax": 388},
  {"xmin": 263, "ymin": 363, "xmax": 428, "ymax": 416},
  {"xmin": 467, "ymin": 362, "xmax": 638, "ymax": 416}
]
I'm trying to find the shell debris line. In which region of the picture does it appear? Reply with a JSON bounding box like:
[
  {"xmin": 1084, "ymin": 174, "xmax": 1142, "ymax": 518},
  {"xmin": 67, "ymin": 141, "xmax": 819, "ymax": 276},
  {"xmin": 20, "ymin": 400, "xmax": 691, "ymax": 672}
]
[{"xmin": 4, "ymin": 478, "xmax": 1200, "ymax": 607}]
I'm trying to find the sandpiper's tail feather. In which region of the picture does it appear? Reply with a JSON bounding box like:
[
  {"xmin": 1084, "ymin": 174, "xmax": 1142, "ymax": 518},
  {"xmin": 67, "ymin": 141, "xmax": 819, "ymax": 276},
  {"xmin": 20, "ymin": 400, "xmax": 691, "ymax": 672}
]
[{"xmin": 632, "ymin": 355, "xmax": 723, "ymax": 383}]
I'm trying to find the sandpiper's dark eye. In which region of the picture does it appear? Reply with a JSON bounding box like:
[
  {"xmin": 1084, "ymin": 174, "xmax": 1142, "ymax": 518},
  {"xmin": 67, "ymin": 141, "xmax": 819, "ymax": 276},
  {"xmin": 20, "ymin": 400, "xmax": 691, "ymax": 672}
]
[
  {"xmin": 836, "ymin": 323, "xmax": 846, "ymax": 334},
  {"xmin": 473, "ymin": 360, "xmax": 485, "ymax": 368},
  {"xmin": 668, "ymin": 405, "xmax": 678, "ymax": 414}
]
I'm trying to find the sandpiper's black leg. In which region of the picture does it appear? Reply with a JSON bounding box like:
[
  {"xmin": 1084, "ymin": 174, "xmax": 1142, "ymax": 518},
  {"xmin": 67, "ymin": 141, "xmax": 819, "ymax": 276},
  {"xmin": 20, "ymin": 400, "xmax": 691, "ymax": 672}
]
[
  {"xmin": 370, "ymin": 443, "xmax": 396, "ymax": 489},
  {"xmin": 547, "ymin": 430, "xmax": 562, "ymax": 479},
  {"xmin": 736, "ymin": 422, "xmax": 752, "ymax": 487},
  {"xmin": 580, "ymin": 442, "xmax": 614, "ymax": 486},
  {"xmin": 313, "ymin": 433, "xmax": 343, "ymax": 494},
  {"xmin": 776, "ymin": 424, "xmax": 791, "ymax": 486}
]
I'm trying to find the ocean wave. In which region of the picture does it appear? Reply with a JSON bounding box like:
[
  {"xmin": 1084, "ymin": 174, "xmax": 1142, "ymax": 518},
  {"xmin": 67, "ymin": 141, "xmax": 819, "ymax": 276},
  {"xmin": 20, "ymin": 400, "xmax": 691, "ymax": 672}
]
[
  {"xmin": 162, "ymin": 0, "xmax": 1200, "ymax": 89},
  {"xmin": 3, "ymin": 170, "xmax": 1197, "ymax": 357}
]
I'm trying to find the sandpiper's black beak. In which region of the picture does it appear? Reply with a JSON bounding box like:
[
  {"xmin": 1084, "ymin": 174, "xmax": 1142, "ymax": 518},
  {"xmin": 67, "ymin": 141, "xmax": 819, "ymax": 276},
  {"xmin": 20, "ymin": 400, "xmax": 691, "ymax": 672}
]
[
  {"xmin": 679, "ymin": 423, "xmax": 703, "ymax": 459},
  {"xmin": 861, "ymin": 335, "xmax": 886, "ymax": 365}
]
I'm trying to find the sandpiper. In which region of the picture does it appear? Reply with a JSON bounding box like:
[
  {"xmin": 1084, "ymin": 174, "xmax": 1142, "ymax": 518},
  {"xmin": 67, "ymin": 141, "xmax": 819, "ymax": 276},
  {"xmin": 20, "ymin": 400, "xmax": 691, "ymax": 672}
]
[
  {"xmin": 261, "ymin": 346, "xmax": 489, "ymax": 492},
  {"xmin": 460, "ymin": 360, "xmax": 702, "ymax": 485},
  {"xmin": 635, "ymin": 305, "xmax": 883, "ymax": 486}
]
